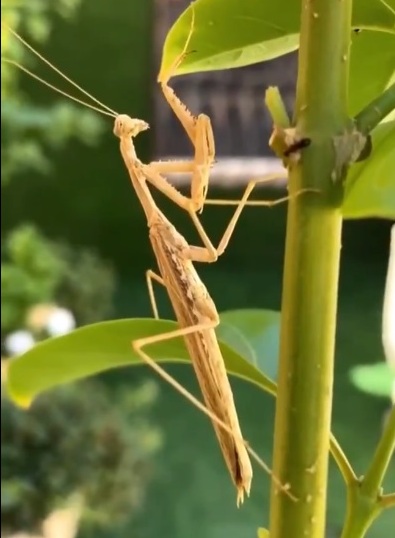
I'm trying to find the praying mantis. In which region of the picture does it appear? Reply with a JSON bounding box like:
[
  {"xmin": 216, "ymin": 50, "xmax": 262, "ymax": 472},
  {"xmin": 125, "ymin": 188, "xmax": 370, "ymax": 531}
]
[{"xmin": 2, "ymin": 21, "xmax": 304, "ymax": 504}]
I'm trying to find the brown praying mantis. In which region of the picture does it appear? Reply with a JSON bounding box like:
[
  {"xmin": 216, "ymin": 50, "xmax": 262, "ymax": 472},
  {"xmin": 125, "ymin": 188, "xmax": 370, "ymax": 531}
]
[{"xmin": 2, "ymin": 21, "xmax": 309, "ymax": 505}]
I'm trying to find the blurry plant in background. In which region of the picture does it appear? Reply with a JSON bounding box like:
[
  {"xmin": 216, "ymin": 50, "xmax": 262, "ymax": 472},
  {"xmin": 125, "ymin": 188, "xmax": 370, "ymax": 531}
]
[
  {"xmin": 1, "ymin": 2, "xmax": 163, "ymax": 535},
  {"xmin": 1, "ymin": 376, "xmax": 162, "ymax": 535},
  {"xmin": 1, "ymin": 224, "xmax": 116, "ymax": 341},
  {"xmin": 1, "ymin": 0, "xmax": 104, "ymax": 183},
  {"xmin": 1, "ymin": 0, "xmax": 112, "ymax": 341},
  {"xmin": 1, "ymin": 228, "xmax": 163, "ymax": 536}
]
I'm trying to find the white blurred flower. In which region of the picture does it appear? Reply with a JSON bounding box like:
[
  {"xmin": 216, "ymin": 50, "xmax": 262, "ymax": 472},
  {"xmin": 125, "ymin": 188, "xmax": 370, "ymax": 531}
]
[
  {"xmin": 383, "ymin": 224, "xmax": 395, "ymax": 403},
  {"xmin": 4, "ymin": 330, "xmax": 35, "ymax": 356},
  {"xmin": 46, "ymin": 307, "xmax": 76, "ymax": 337},
  {"xmin": 26, "ymin": 303, "xmax": 59, "ymax": 332}
]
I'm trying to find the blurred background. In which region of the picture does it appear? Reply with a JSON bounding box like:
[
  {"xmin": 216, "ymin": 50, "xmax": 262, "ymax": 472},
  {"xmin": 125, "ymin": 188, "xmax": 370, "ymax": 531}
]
[{"xmin": 1, "ymin": 0, "xmax": 394, "ymax": 537}]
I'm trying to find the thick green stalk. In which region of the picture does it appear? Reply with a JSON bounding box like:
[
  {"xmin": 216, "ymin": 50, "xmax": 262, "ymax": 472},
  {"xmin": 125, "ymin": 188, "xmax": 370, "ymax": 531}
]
[{"xmin": 269, "ymin": 2, "xmax": 352, "ymax": 537}]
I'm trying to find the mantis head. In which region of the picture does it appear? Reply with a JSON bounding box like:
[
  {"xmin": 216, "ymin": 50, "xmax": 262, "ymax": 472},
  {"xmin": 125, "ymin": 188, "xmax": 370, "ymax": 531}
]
[{"xmin": 113, "ymin": 115, "xmax": 150, "ymax": 139}]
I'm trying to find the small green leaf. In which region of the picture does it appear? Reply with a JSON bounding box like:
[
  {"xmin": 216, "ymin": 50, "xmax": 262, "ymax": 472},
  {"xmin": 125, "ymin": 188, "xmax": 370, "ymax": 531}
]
[
  {"xmin": 265, "ymin": 87, "xmax": 291, "ymax": 128},
  {"xmin": 349, "ymin": 362, "xmax": 394, "ymax": 398},
  {"xmin": 6, "ymin": 317, "xmax": 277, "ymax": 408},
  {"xmin": 348, "ymin": 31, "xmax": 395, "ymax": 117},
  {"xmin": 343, "ymin": 121, "xmax": 395, "ymax": 219},
  {"xmin": 159, "ymin": 0, "xmax": 395, "ymax": 77}
]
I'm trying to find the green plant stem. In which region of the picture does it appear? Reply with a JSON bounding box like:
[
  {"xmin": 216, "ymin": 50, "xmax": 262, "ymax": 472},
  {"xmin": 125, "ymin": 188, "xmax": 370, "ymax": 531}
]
[
  {"xmin": 361, "ymin": 404, "xmax": 395, "ymax": 499},
  {"xmin": 329, "ymin": 434, "xmax": 356, "ymax": 487},
  {"xmin": 380, "ymin": 493, "xmax": 395, "ymax": 509},
  {"xmin": 339, "ymin": 403, "xmax": 395, "ymax": 538},
  {"xmin": 268, "ymin": 1, "xmax": 352, "ymax": 537},
  {"xmin": 355, "ymin": 82, "xmax": 395, "ymax": 135}
]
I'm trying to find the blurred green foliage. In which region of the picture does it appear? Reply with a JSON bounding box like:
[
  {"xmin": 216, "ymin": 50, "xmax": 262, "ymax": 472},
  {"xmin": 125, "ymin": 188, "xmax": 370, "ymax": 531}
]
[
  {"xmin": 1, "ymin": 225, "xmax": 65, "ymax": 334},
  {"xmin": 1, "ymin": 0, "xmax": 104, "ymax": 184},
  {"xmin": 349, "ymin": 362, "xmax": 394, "ymax": 399},
  {"xmin": 1, "ymin": 0, "xmax": 153, "ymax": 266},
  {"xmin": 1, "ymin": 224, "xmax": 115, "ymax": 335},
  {"xmin": 1, "ymin": 0, "xmax": 111, "ymax": 336},
  {"xmin": 1, "ymin": 378, "xmax": 162, "ymax": 534}
]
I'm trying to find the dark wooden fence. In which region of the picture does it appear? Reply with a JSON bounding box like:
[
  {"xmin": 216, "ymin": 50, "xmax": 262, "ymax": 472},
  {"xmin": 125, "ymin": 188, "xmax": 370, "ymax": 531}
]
[{"xmin": 153, "ymin": 0, "xmax": 298, "ymax": 159}]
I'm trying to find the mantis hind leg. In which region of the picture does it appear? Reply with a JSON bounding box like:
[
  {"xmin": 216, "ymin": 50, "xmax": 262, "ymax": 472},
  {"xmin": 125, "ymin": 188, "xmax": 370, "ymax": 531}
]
[
  {"xmin": 132, "ymin": 321, "xmax": 286, "ymax": 499},
  {"xmin": 204, "ymin": 173, "xmax": 288, "ymax": 207},
  {"xmin": 184, "ymin": 174, "xmax": 317, "ymax": 261},
  {"xmin": 206, "ymin": 175, "xmax": 319, "ymax": 257},
  {"xmin": 145, "ymin": 270, "xmax": 165, "ymax": 319},
  {"xmin": 132, "ymin": 320, "xmax": 224, "ymax": 431}
]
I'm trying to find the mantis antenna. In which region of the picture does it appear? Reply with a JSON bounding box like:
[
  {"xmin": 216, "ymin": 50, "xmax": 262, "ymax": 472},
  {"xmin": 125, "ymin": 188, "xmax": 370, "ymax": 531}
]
[{"xmin": 2, "ymin": 21, "xmax": 117, "ymax": 117}]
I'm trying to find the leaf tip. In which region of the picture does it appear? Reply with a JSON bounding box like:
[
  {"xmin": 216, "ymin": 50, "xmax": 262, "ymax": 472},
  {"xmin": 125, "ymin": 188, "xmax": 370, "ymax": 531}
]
[
  {"xmin": 5, "ymin": 382, "xmax": 34, "ymax": 409},
  {"xmin": 14, "ymin": 395, "xmax": 34, "ymax": 409},
  {"xmin": 5, "ymin": 367, "xmax": 35, "ymax": 409}
]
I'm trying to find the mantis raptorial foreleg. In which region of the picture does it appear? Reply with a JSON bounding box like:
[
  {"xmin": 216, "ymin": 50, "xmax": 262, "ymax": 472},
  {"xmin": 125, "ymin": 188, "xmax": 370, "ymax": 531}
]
[{"xmin": 156, "ymin": 7, "xmax": 215, "ymax": 213}]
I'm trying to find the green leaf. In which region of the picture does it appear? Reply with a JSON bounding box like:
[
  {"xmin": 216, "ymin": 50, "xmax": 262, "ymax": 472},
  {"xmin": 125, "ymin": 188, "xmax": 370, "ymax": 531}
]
[
  {"xmin": 348, "ymin": 31, "xmax": 395, "ymax": 117},
  {"xmin": 343, "ymin": 121, "xmax": 395, "ymax": 219},
  {"xmin": 349, "ymin": 362, "xmax": 394, "ymax": 398},
  {"xmin": 159, "ymin": 0, "xmax": 395, "ymax": 77},
  {"xmin": 5, "ymin": 310, "xmax": 347, "ymax": 476},
  {"xmin": 6, "ymin": 316, "xmax": 278, "ymax": 408},
  {"xmin": 217, "ymin": 309, "xmax": 280, "ymax": 380}
]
